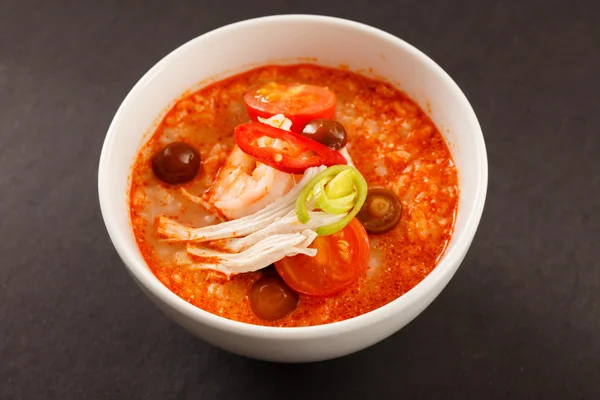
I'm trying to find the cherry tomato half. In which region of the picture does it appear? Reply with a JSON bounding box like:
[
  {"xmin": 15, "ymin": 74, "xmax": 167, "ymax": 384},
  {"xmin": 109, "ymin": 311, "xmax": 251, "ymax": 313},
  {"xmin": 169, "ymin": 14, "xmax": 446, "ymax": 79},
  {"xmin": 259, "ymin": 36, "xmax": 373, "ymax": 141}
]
[
  {"xmin": 275, "ymin": 219, "xmax": 369, "ymax": 297},
  {"xmin": 244, "ymin": 82, "xmax": 337, "ymax": 132}
]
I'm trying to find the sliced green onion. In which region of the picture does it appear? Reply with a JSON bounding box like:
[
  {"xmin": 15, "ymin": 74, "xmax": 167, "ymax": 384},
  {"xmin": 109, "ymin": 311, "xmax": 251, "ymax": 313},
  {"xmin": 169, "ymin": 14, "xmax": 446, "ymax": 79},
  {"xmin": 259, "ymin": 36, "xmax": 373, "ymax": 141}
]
[
  {"xmin": 313, "ymin": 173, "xmax": 355, "ymax": 214},
  {"xmin": 317, "ymin": 191, "xmax": 356, "ymax": 215},
  {"xmin": 325, "ymin": 169, "xmax": 354, "ymax": 198},
  {"xmin": 311, "ymin": 176, "xmax": 332, "ymax": 204},
  {"xmin": 295, "ymin": 165, "xmax": 368, "ymax": 235}
]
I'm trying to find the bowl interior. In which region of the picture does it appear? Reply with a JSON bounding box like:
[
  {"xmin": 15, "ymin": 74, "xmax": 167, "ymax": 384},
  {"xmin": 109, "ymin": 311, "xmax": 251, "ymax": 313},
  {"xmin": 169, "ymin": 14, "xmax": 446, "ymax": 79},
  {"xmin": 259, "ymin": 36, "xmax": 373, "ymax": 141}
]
[{"xmin": 99, "ymin": 15, "xmax": 487, "ymax": 334}]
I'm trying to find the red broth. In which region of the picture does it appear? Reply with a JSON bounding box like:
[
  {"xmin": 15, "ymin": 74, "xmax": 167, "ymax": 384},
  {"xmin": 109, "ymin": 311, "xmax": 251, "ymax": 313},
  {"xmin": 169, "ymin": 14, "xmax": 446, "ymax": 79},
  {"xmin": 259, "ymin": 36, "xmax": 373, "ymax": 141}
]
[{"xmin": 129, "ymin": 64, "xmax": 459, "ymax": 327}]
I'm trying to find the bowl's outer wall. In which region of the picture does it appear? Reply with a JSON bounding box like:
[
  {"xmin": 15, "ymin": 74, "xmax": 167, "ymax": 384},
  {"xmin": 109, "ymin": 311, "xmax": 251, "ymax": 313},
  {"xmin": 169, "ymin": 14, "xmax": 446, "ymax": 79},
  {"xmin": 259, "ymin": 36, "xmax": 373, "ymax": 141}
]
[
  {"xmin": 99, "ymin": 16, "xmax": 487, "ymax": 362},
  {"xmin": 132, "ymin": 253, "xmax": 466, "ymax": 362}
]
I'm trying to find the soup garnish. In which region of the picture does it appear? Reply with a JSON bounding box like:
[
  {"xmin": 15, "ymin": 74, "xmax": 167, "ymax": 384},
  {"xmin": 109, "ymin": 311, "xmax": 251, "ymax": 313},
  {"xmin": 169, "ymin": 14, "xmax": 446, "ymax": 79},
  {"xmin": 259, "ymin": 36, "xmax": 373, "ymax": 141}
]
[
  {"xmin": 275, "ymin": 218, "xmax": 370, "ymax": 297},
  {"xmin": 151, "ymin": 142, "xmax": 200, "ymax": 184},
  {"xmin": 130, "ymin": 64, "xmax": 459, "ymax": 326},
  {"xmin": 301, "ymin": 119, "xmax": 348, "ymax": 149},
  {"xmin": 234, "ymin": 120, "xmax": 347, "ymax": 174},
  {"xmin": 249, "ymin": 274, "xmax": 299, "ymax": 321},
  {"xmin": 244, "ymin": 82, "xmax": 336, "ymax": 132},
  {"xmin": 295, "ymin": 165, "xmax": 367, "ymax": 236},
  {"xmin": 357, "ymin": 188, "xmax": 403, "ymax": 234}
]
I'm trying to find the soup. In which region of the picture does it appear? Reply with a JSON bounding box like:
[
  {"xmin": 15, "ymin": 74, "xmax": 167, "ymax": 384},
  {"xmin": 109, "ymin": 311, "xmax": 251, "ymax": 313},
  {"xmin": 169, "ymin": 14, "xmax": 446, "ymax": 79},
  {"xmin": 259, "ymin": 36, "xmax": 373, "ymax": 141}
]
[{"xmin": 129, "ymin": 64, "xmax": 459, "ymax": 327}]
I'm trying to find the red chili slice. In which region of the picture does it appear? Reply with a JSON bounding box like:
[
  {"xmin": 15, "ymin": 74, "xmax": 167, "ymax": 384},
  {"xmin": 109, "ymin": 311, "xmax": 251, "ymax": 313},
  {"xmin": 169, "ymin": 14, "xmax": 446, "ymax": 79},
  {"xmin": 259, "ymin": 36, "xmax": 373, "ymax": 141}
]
[{"xmin": 234, "ymin": 122, "xmax": 347, "ymax": 174}]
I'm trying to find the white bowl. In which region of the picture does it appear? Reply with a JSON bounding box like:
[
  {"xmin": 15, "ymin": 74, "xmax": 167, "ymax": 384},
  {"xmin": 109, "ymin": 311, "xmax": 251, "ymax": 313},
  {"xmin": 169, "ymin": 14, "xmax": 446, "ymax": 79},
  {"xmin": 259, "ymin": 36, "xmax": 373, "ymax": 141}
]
[{"xmin": 98, "ymin": 15, "xmax": 487, "ymax": 363}]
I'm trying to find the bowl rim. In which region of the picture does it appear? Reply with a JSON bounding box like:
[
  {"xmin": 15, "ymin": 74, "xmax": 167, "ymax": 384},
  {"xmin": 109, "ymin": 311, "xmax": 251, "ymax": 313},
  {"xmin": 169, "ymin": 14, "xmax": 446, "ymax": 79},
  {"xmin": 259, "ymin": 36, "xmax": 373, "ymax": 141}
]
[{"xmin": 98, "ymin": 14, "xmax": 488, "ymax": 340}]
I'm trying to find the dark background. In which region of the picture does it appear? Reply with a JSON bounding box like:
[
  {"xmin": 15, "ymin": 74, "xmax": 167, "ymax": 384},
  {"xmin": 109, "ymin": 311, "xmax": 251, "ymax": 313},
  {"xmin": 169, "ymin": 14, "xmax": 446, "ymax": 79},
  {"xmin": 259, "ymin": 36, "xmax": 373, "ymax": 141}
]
[{"xmin": 1, "ymin": 0, "xmax": 598, "ymax": 398}]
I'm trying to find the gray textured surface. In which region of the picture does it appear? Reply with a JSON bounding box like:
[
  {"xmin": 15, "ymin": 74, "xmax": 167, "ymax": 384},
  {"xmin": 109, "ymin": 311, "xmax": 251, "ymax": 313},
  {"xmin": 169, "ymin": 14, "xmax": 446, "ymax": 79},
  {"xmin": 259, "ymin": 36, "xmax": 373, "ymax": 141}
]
[{"xmin": 1, "ymin": 0, "xmax": 599, "ymax": 398}]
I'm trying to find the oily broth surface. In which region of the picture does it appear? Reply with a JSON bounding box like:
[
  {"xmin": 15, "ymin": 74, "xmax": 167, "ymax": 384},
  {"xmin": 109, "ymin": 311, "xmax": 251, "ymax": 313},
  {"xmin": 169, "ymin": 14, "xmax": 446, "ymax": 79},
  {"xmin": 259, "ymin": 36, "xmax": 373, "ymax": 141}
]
[{"xmin": 129, "ymin": 64, "xmax": 459, "ymax": 327}]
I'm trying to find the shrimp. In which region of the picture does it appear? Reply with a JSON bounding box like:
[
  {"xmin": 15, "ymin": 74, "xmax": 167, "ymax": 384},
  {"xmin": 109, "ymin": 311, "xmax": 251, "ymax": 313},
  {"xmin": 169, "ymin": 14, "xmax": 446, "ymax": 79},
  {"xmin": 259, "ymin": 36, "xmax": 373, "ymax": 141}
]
[{"xmin": 202, "ymin": 144, "xmax": 295, "ymax": 220}]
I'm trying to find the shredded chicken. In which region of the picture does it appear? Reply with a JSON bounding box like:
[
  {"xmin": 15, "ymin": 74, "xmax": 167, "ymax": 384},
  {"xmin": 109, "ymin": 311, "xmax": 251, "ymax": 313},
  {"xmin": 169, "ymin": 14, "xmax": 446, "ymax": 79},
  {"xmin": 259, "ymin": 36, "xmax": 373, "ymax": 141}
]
[
  {"xmin": 221, "ymin": 209, "xmax": 343, "ymax": 252},
  {"xmin": 183, "ymin": 230, "xmax": 318, "ymax": 275}
]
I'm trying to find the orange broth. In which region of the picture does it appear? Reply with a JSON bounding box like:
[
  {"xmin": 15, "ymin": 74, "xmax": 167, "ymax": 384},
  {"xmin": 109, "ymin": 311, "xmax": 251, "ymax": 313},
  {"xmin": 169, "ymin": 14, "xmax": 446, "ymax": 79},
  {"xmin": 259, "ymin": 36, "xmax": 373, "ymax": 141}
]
[{"xmin": 129, "ymin": 64, "xmax": 459, "ymax": 327}]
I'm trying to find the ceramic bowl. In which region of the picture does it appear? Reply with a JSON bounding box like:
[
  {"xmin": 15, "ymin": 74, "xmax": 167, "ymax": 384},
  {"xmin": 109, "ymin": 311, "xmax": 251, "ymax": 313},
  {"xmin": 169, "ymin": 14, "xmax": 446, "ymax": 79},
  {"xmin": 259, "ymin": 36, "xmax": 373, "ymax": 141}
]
[{"xmin": 98, "ymin": 15, "xmax": 487, "ymax": 362}]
